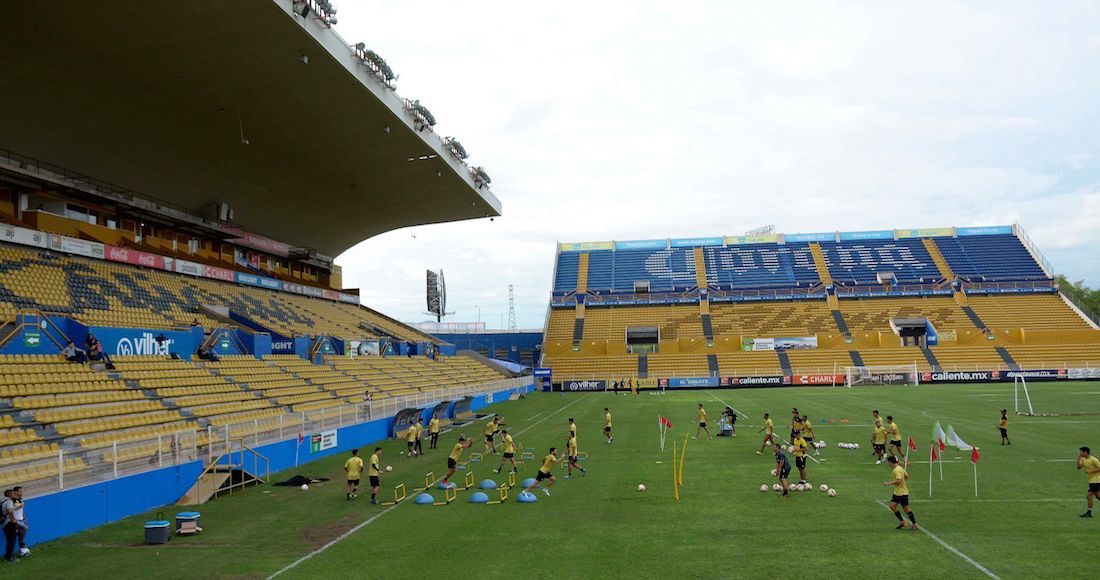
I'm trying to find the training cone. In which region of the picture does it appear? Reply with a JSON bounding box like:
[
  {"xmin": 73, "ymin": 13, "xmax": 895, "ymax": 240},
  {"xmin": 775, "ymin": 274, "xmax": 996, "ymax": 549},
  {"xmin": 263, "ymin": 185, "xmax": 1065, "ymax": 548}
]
[
  {"xmin": 517, "ymin": 491, "xmax": 538, "ymax": 503},
  {"xmin": 522, "ymin": 478, "xmax": 537, "ymax": 488},
  {"xmin": 414, "ymin": 493, "xmax": 435, "ymax": 505},
  {"xmin": 469, "ymin": 492, "xmax": 490, "ymax": 504},
  {"xmin": 479, "ymin": 479, "xmax": 498, "ymax": 490},
  {"xmin": 437, "ymin": 481, "xmax": 457, "ymax": 490}
]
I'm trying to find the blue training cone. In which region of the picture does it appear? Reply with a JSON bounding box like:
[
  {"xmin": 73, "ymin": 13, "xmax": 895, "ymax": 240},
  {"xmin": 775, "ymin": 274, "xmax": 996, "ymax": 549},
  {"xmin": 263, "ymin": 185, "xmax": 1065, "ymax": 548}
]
[
  {"xmin": 437, "ymin": 481, "xmax": 456, "ymax": 490},
  {"xmin": 517, "ymin": 491, "xmax": 538, "ymax": 503},
  {"xmin": 522, "ymin": 478, "xmax": 537, "ymax": 489},
  {"xmin": 469, "ymin": 491, "xmax": 490, "ymax": 504},
  {"xmin": 479, "ymin": 479, "xmax": 498, "ymax": 490},
  {"xmin": 414, "ymin": 493, "xmax": 435, "ymax": 505}
]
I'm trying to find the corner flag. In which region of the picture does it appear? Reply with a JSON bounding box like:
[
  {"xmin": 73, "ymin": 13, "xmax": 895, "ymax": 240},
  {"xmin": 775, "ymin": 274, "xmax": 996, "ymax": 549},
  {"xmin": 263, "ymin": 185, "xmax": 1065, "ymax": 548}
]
[{"xmin": 971, "ymin": 447, "xmax": 981, "ymax": 497}]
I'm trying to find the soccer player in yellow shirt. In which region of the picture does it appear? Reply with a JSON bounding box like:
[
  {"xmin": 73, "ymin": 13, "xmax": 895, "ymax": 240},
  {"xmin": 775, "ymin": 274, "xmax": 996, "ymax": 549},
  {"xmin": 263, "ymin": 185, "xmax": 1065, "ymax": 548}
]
[
  {"xmin": 523, "ymin": 447, "xmax": 564, "ymax": 496},
  {"xmin": 483, "ymin": 416, "xmax": 499, "ymax": 454},
  {"xmin": 757, "ymin": 413, "xmax": 775, "ymax": 454},
  {"xmin": 493, "ymin": 429, "xmax": 519, "ymax": 475},
  {"xmin": 603, "ymin": 408, "xmax": 613, "ymax": 444},
  {"xmin": 367, "ymin": 447, "xmax": 383, "ymax": 504},
  {"xmin": 569, "ymin": 418, "xmax": 577, "ymax": 439},
  {"xmin": 801, "ymin": 415, "xmax": 819, "ymax": 456},
  {"xmin": 442, "ymin": 436, "xmax": 471, "ymax": 486},
  {"xmin": 792, "ymin": 430, "xmax": 811, "ymax": 484},
  {"xmin": 428, "ymin": 416, "xmax": 440, "ymax": 449},
  {"xmin": 344, "ymin": 448, "xmax": 365, "ymax": 501},
  {"xmin": 997, "ymin": 410, "xmax": 1010, "ymax": 446},
  {"xmin": 405, "ymin": 421, "xmax": 419, "ymax": 458},
  {"xmin": 564, "ymin": 434, "xmax": 587, "ymax": 478},
  {"xmin": 695, "ymin": 404, "xmax": 712, "ymax": 440},
  {"xmin": 882, "ymin": 456, "xmax": 918, "ymax": 530},
  {"xmin": 1077, "ymin": 446, "xmax": 1100, "ymax": 518},
  {"xmin": 886, "ymin": 416, "xmax": 904, "ymax": 458},
  {"xmin": 871, "ymin": 421, "xmax": 888, "ymax": 464},
  {"xmin": 790, "ymin": 410, "xmax": 803, "ymax": 441},
  {"xmin": 413, "ymin": 419, "xmax": 424, "ymax": 456}
]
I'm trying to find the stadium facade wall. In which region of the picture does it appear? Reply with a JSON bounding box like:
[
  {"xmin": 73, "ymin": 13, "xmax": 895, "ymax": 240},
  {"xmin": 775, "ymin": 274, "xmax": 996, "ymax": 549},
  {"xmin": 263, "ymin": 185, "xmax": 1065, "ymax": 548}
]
[
  {"xmin": 432, "ymin": 332, "xmax": 542, "ymax": 364},
  {"xmin": 22, "ymin": 384, "xmax": 531, "ymax": 545}
]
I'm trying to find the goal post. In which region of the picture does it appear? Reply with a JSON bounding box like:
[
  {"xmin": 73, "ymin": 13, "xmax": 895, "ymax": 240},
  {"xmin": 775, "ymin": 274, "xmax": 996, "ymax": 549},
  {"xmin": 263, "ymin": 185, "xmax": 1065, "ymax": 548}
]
[
  {"xmin": 844, "ymin": 365, "xmax": 920, "ymax": 387},
  {"xmin": 1014, "ymin": 375, "xmax": 1035, "ymax": 416}
]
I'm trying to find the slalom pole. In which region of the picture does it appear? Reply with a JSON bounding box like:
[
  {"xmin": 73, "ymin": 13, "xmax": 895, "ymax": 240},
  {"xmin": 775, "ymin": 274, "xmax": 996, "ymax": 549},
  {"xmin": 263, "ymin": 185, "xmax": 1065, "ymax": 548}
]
[
  {"xmin": 973, "ymin": 459, "xmax": 979, "ymax": 497},
  {"xmin": 928, "ymin": 443, "xmax": 933, "ymax": 496},
  {"xmin": 673, "ymin": 443, "xmax": 679, "ymax": 501},
  {"xmin": 679, "ymin": 435, "xmax": 687, "ymax": 486},
  {"xmin": 939, "ymin": 449, "xmax": 944, "ymax": 481}
]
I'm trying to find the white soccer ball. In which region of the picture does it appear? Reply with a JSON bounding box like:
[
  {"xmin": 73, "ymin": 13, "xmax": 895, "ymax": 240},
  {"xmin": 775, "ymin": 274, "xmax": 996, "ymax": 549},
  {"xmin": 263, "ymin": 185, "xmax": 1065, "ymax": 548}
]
[
  {"xmin": 818, "ymin": 440, "xmax": 826, "ymax": 446},
  {"xmin": 300, "ymin": 484, "xmax": 309, "ymax": 491},
  {"xmin": 819, "ymin": 484, "xmax": 829, "ymax": 492},
  {"xmin": 793, "ymin": 483, "xmax": 803, "ymax": 491},
  {"xmin": 637, "ymin": 484, "xmax": 646, "ymax": 492},
  {"xmin": 836, "ymin": 442, "xmax": 844, "ymax": 448},
  {"xmin": 18, "ymin": 547, "xmax": 29, "ymax": 556},
  {"xmin": 853, "ymin": 443, "xmax": 860, "ymax": 449},
  {"xmin": 385, "ymin": 465, "xmax": 393, "ymax": 472},
  {"xmin": 772, "ymin": 483, "xmax": 782, "ymax": 491},
  {"xmin": 827, "ymin": 488, "xmax": 837, "ymax": 497},
  {"xmin": 760, "ymin": 484, "xmax": 769, "ymax": 492},
  {"xmin": 771, "ymin": 468, "xmax": 778, "ymax": 477},
  {"xmin": 803, "ymin": 482, "xmax": 811, "ymax": 490},
  {"xmin": 787, "ymin": 445, "xmax": 795, "ymax": 453}
]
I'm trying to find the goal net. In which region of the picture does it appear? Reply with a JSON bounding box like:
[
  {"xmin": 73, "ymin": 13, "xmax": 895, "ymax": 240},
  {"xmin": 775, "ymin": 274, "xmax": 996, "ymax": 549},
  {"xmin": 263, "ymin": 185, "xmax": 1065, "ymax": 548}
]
[
  {"xmin": 845, "ymin": 365, "xmax": 919, "ymax": 387},
  {"xmin": 1014, "ymin": 375, "xmax": 1100, "ymax": 416}
]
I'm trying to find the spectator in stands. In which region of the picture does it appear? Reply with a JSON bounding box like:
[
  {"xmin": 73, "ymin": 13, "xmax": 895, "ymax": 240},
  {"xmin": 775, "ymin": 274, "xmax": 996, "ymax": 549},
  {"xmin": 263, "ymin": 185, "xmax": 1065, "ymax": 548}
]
[
  {"xmin": 61, "ymin": 339, "xmax": 87, "ymax": 364},
  {"xmin": 406, "ymin": 341, "xmax": 415, "ymax": 357},
  {"xmin": 197, "ymin": 347, "xmax": 220, "ymax": 363},
  {"xmin": 190, "ymin": 318, "xmax": 200, "ymax": 327},
  {"xmin": 84, "ymin": 333, "xmax": 112, "ymax": 365}
]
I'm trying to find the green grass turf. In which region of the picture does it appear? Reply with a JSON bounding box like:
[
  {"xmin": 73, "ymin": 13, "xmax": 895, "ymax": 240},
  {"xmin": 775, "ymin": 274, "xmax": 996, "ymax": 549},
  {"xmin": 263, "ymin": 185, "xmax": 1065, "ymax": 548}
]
[{"xmin": 12, "ymin": 382, "xmax": 1100, "ymax": 579}]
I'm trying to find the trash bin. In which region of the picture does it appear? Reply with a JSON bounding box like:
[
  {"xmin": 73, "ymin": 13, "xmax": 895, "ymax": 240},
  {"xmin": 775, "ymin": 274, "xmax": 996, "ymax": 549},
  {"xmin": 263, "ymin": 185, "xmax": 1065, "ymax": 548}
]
[
  {"xmin": 144, "ymin": 520, "xmax": 171, "ymax": 544},
  {"xmin": 175, "ymin": 511, "xmax": 201, "ymax": 532}
]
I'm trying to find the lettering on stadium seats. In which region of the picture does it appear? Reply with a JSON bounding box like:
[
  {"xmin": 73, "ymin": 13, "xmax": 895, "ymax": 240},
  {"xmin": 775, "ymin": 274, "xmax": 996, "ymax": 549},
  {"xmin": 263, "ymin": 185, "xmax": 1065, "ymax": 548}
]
[{"xmin": 115, "ymin": 332, "xmax": 174, "ymax": 356}]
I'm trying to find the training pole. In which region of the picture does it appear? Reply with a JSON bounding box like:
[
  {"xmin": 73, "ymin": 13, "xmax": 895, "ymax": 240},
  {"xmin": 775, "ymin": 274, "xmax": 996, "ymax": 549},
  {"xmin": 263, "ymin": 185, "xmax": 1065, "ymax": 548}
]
[
  {"xmin": 928, "ymin": 444, "xmax": 933, "ymax": 496},
  {"xmin": 673, "ymin": 444, "xmax": 679, "ymax": 501},
  {"xmin": 679, "ymin": 436, "xmax": 687, "ymax": 486},
  {"xmin": 973, "ymin": 461, "xmax": 978, "ymax": 497},
  {"xmin": 939, "ymin": 448, "xmax": 944, "ymax": 481}
]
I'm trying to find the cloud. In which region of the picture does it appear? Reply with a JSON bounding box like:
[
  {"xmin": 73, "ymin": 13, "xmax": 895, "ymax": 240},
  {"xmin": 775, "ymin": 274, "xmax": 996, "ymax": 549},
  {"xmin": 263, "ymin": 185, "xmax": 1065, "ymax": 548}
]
[{"xmin": 333, "ymin": 1, "xmax": 1100, "ymax": 326}]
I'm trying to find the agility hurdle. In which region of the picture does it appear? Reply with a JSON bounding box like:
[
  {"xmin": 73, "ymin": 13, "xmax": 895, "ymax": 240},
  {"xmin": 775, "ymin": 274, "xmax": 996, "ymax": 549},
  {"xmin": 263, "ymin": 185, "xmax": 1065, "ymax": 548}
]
[
  {"xmin": 380, "ymin": 483, "xmax": 407, "ymax": 506},
  {"xmin": 432, "ymin": 485, "xmax": 458, "ymax": 506},
  {"xmin": 414, "ymin": 472, "xmax": 436, "ymax": 492},
  {"xmin": 453, "ymin": 470, "xmax": 476, "ymax": 491},
  {"xmin": 485, "ymin": 483, "xmax": 509, "ymax": 505}
]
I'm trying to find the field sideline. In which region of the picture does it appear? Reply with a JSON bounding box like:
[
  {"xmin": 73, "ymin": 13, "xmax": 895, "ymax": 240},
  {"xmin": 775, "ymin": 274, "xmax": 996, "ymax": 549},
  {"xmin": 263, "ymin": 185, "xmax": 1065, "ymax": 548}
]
[{"xmin": 12, "ymin": 382, "xmax": 1100, "ymax": 579}]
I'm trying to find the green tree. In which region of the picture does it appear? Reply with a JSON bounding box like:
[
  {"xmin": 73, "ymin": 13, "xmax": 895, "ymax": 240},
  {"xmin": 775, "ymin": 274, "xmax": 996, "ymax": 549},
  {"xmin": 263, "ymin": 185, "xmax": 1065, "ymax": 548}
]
[{"xmin": 1057, "ymin": 275, "xmax": 1100, "ymax": 322}]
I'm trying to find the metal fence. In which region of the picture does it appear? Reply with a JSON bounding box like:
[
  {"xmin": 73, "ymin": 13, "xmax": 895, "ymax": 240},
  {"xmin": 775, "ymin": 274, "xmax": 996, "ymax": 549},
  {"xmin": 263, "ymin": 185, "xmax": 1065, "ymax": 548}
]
[{"xmin": 11, "ymin": 377, "xmax": 533, "ymax": 498}]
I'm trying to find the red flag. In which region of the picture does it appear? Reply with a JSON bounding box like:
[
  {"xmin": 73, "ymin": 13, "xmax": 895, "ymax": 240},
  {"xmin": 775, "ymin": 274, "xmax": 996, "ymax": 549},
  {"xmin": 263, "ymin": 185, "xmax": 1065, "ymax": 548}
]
[
  {"xmin": 907, "ymin": 436, "xmax": 917, "ymax": 451},
  {"xmin": 297, "ymin": 432, "xmax": 303, "ymax": 445},
  {"xmin": 662, "ymin": 416, "xmax": 673, "ymax": 429},
  {"xmin": 938, "ymin": 439, "xmax": 945, "ymax": 451},
  {"xmin": 971, "ymin": 447, "xmax": 980, "ymax": 464},
  {"xmin": 931, "ymin": 446, "xmax": 939, "ymax": 461}
]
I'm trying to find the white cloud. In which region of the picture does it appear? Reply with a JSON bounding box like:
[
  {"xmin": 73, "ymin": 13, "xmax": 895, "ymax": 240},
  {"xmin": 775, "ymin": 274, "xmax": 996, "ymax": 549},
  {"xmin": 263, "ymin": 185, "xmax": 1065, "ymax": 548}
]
[{"xmin": 333, "ymin": 0, "xmax": 1100, "ymax": 327}]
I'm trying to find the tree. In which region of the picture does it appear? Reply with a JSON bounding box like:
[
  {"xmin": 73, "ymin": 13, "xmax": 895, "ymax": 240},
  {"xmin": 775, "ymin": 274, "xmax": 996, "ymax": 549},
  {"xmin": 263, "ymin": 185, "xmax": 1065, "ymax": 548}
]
[{"xmin": 1057, "ymin": 276, "xmax": 1100, "ymax": 323}]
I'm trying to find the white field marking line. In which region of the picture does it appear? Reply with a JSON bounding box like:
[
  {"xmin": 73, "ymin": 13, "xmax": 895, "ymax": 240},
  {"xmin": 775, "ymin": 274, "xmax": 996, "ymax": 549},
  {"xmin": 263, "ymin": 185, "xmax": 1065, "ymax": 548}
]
[
  {"xmin": 526, "ymin": 412, "xmax": 543, "ymax": 421},
  {"xmin": 875, "ymin": 500, "xmax": 1000, "ymax": 580},
  {"xmin": 920, "ymin": 498, "xmax": 1078, "ymax": 503},
  {"xmin": 267, "ymin": 395, "xmax": 586, "ymax": 579},
  {"xmin": 869, "ymin": 458, "xmax": 1077, "ymax": 465},
  {"xmin": 703, "ymin": 390, "xmax": 750, "ymax": 420}
]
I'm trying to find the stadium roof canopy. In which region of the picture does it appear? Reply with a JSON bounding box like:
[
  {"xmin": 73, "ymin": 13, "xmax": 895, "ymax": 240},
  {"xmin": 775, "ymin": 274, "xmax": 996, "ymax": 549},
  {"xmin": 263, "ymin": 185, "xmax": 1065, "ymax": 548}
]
[{"xmin": 0, "ymin": 0, "xmax": 501, "ymax": 257}]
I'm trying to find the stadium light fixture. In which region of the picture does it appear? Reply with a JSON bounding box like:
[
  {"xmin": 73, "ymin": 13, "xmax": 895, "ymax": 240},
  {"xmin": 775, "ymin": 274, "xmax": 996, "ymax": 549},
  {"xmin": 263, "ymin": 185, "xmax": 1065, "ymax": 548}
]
[
  {"xmin": 403, "ymin": 99, "xmax": 437, "ymax": 132},
  {"xmin": 442, "ymin": 137, "xmax": 469, "ymax": 161},
  {"xmin": 470, "ymin": 166, "xmax": 491, "ymax": 189}
]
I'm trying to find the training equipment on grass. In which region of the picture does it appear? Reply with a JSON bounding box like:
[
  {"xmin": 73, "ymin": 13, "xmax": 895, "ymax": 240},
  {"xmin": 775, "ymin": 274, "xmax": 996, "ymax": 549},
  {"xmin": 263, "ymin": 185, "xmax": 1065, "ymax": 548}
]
[
  {"xmin": 380, "ymin": 483, "xmax": 407, "ymax": 506},
  {"xmin": 437, "ymin": 481, "xmax": 457, "ymax": 490},
  {"xmin": 827, "ymin": 488, "xmax": 837, "ymax": 497},
  {"xmin": 772, "ymin": 483, "xmax": 781, "ymax": 491},
  {"xmin": 517, "ymin": 491, "xmax": 538, "ymax": 503},
  {"xmin": 484, "ymin": 483, "xmax": 509, "ymax": 505},
  {"xmin": 522, "ymin": 477, "xmax": 537, "ymax": 489},
  {"xmin": 432, "ymin": 485, "xmax": 458, "ymax": 505},
  {"xmin": 853, "ymin": 443, "xmax": 859, "ymax": 449},
  {"xmin": 844, "ymin": 364, "xmax": 919, "ymax": 387},
  {"xmin": 469, "ymin": 492, "xmax": 490, "ymax": 504},
  {"xmin": 414, "ymin": 472, "xmax": 436, "ymax": 492},
  {"xmin": 385, "ymin": 465, "xmax": 392, "ymax": 472},
  {"xmin": 479, "ymin": 479, "xmax": 498, "ymax": 490},
  {"xmin": 453, "ymin": 471, "xmax": 476, "ymax": 491},
  {"xmin": 760, "ymin": 485, "xmax": 769, "ymax": 492},
  {"xmin": 469, "ymin": 452, "xmax": 483, "ymax": 463},
  {"xmin": 638, "ymin": 484, "xmax": 646, "ymax": 492},
  {"xmin": 819, "ymin": 484, "xmax": 828, "ymax": 492},
  {"xmin": 415, "ymin": 493, "xmax": 435, "ymax": 505},
  {"xmin": 770, "ymin": 468, "xmax": 778, "ymax": 476},
  {"xmin": 299, "ymin": 484, "xmax": 308, "ymax": 491}
]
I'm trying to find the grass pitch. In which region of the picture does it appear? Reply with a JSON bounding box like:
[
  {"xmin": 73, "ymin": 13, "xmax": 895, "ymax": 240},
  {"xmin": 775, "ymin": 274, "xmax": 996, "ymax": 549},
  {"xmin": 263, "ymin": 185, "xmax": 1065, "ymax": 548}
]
[{"xmin": 13, "ymin": 382, "xmax": 1100, "ymax": 579}]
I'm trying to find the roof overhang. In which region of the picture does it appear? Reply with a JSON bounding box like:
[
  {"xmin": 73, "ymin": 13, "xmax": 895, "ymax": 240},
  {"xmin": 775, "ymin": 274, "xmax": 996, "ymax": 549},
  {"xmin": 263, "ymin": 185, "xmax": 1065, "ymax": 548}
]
[{"xmin": 0, "ymin": 0, "xmax": 501, "ymax": 256}]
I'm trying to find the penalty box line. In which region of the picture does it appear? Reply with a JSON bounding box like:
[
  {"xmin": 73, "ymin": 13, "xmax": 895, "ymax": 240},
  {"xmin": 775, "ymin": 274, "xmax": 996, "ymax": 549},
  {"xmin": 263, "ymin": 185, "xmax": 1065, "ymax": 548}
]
[
  {"xmin": 875, "ymin": 500, "xmax": 1000, "ymax": 580},
  {"xmin": 266, "ymin": 394, "xmax": 588, "ymax": 579}
]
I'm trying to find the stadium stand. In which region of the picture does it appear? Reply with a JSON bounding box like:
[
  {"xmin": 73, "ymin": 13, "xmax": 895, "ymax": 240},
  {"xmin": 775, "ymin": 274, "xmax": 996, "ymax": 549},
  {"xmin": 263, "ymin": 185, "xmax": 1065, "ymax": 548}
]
[{"xmin": 543, "ymin": 226, "xmax": 1100, "ymax": 382}]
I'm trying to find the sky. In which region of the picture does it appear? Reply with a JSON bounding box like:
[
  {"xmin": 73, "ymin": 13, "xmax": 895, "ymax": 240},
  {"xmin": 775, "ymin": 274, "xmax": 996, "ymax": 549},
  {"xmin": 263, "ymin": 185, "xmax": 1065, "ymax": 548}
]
[{"xmin": 333, "ymin": 0, "xmax": 1100, "ymax": 329}]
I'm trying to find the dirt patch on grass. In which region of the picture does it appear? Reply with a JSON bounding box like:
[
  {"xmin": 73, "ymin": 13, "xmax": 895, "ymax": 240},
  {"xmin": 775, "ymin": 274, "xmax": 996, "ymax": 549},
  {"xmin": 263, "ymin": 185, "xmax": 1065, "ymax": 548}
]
[{"xmin": 298, "ymin": 513, "xmax": 358, "ymax": 550}]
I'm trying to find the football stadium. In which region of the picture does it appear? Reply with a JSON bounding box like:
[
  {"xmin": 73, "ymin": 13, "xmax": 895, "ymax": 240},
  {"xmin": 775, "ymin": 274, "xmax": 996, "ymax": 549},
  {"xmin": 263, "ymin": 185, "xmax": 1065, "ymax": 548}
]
[{"xmin": 1, "ymin": 2, "xmax": 1099, "ymax": 578}]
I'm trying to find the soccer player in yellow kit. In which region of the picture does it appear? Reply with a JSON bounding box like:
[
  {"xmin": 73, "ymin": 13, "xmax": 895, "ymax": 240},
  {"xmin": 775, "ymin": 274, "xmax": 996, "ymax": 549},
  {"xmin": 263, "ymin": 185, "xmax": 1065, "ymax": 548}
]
[
  {"xmin": 565, "ymin": 434, "xmax": 587, "ymax": 478},
  {"xmin": 871, "ymin": 420, "xmax": 888, "ymax": 464},
  {"xmin": 483, "ymin": 416, "xmax": 499, "ymax": 454},
  {"xmin": 442, "ymin": 436, "xmax": 471, "ymax": 486},
  {"xmin": 885, "ymin": 415, "xmax": 904, "ymax": 458},
  {"xmin": 344, "ymin": 448, "xmax": 364, "ymax": 500},
  {"xmin": 801, "ymin": 415, "xmax": 819, "ymax": 456},
  {"xmin": 882, "ymin": 455, "xmax": 918, "ymax": 530},
  {"xmin": 997, "ymin": 410, "xmax": 1010, "ymax": 445},
  {"xmin": 413, "ymin": 419, "xmax": 424, "ymax": 456},
  {"xmin": 405, "ymin": 421, "xmax": 419, "ymax": 458},
  {"xmin": 792, "ymin": 430, "xmax": 810, "ymax": 484},
  {"xmin": 428, "ymin": 416, "xmax": 440, "ymax": 449},
  {"xmin": 493, "ymin": 429, "xmax": 519, "ymax": 474},
  {"xmin": 367, "ymin": 447, "xmax": 383, "ymax": 504},
  {"xmin": 790, "ymin": 410, "xmax": 803, "ymax": 441},
  {"xmin": 757, "ymin": 413, "xmax": 775, "ymax": 454},
  {"xmin": 524, "ymin": 447, "xmax": 564, "ymax": 496},
  {"xmin": 1077, "ymin": 446, "xmax": 1100, "ymax": 518},
  {"xmin": 603, "ymin": 408, "xmax": 613, "ymax": 444},
  {"xmin": 569, "ymin": 418, "xmax": 577, "ymax": 439},
  {"xmin": 695, "ymin": 404, "xmax": 712, "ymax": 440}
]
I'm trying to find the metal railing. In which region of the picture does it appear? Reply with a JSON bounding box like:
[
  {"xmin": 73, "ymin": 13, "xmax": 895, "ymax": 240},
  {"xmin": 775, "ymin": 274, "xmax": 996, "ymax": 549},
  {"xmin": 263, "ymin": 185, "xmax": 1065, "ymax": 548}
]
[{"xmin": 9, "ymin": 377, "xmax": 532, "ymax": 498}]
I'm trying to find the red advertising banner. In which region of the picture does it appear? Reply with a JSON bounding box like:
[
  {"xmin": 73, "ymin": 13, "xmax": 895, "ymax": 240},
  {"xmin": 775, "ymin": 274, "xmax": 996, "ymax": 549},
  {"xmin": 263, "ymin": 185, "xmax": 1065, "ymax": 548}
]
[
  {"xmin": 203, "ymin": 265, "xmax": 236, "ymax": 282},
  {"xmin": 105, "ymin": 245, "xmax": 170, "ymax": 270},
  {"xmin": 791, "ymin": 374, "xmax": 845, "ymax": 385}
]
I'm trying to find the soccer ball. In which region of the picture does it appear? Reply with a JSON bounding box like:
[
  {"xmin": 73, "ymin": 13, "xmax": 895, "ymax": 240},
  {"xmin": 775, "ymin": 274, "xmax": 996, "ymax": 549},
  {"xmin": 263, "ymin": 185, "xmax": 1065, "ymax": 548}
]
[
  {"xmin": 300, "ymin": 484, "xmax": 309, "ymax": 491},
  {"xmin": 771, "ymin": 468, "xmax": 778, "ymax": 477},
  {"xmin": 787, "ymin": 445, "xmax": 795, "ymax": 453},
  {"xmin": 637, "ymin": 484, "xmax": 646, "ymax": 492},
  {"xmin": 793, "ymin": 484, "xmax": 803, "ymax": 491},
  {"xmin": 772, "ymin": 483, "xmax": 782, "ymax": 491},
  {"xmin": 819, "ymin": 484, "xmax": 829, "ymax": 492},
  {"xmin": 760, "ymin": 484, "xmax": 769, "ymax": 492},
  {"xmin": 385, "ymin": 465, "xmax": 393, "ymax": 472},
  {"xmin": 818, "ymin": 440, "xmax": 826, "ymax": 446},
  {"xmin": 853, "ymin": 443, "xmax": 860, "ymax": 449},
  {"xmin": 827, "ymin": 488, "xmax": 837, "ymax": 497},
  {"xmin": 836, "ymin": 442, "xmax": 844, "ymax": 448},
  {"xmin": 18, "ymin": 547, "xmax": 29, "ymax": 556}
]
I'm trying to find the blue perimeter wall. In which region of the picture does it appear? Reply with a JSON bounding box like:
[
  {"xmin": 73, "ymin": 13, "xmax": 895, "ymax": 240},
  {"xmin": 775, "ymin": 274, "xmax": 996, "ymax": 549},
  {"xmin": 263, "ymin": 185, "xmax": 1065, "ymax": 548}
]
[
  {"xmin": 26, "ymin": 385, "xmax": 531, "ymax": 544},
  {"xmin": 433, "ymin": 332, "xmax": 542, "ymax": 365}
]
